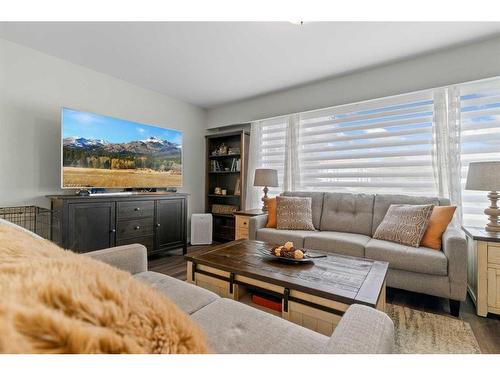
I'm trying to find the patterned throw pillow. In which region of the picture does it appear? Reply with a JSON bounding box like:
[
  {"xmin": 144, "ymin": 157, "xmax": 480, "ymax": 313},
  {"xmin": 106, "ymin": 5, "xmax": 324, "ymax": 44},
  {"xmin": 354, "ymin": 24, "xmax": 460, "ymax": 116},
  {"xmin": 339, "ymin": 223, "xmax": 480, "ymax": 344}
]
[
  {"xmin": 373, "ymin": 204, "xmax": 434, "ymax": 247},
  {"xmin": 276, "ymin": 196, "xmax": 315, "ymax": 231}
]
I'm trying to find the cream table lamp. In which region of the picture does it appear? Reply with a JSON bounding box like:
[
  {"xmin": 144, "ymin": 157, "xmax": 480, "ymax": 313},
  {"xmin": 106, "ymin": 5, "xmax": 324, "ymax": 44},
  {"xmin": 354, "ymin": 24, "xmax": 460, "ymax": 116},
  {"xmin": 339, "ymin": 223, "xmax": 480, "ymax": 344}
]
[
  {"xmin": 253, "ymin": 168, "xmax": 278, "ymax": 211},
  {"xmin": 465, "ymin": 161, "xmax": 500, "ymax": 232}
]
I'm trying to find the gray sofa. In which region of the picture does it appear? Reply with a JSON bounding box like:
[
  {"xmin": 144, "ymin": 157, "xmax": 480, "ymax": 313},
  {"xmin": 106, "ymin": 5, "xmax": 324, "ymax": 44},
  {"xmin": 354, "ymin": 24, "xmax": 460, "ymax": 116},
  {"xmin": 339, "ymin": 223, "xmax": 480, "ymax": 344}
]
[
  {"xmin": 249, "ymin": 192, "xmax": 467, "ymax": 316},
  {"xmin": 86, "ymin": 244, "xmax": 395, "ymax": 354},
  {"xmin": 0, "ymin": 217, "xmax": 394, "ymax": 354}
]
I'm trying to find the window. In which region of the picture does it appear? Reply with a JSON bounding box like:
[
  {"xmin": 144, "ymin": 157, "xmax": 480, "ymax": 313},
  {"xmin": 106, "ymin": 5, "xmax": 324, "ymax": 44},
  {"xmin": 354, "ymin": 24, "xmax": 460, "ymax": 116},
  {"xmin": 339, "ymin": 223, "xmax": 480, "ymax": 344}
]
[
  {"xmin": 258, "ymin": 116, "xmax": 288, "ymax": 196},
  {"xmin": 460, "ymin": 79, "xmax": 500, "ymax": 227},
  {"xmin": 298, "ymin": 91, "xmax": 438, "ymax": 196},
  {"xmin": 251, "ymin": 77, "xmax": 500, "ymax": 226}
]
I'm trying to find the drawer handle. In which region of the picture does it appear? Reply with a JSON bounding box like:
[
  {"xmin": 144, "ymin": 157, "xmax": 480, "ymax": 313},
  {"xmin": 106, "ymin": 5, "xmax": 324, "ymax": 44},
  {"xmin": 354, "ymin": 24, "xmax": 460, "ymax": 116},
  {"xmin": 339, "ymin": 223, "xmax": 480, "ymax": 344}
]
[
  {"xmin": 156, "ymin": 223, "xmax": 161, "ymax": 227},
  {"xmin": 134, "ymin": 207, "xmax": 141, "ymax": 211},
  {"xmin": 134, "ymin": 226, "xmax": 140, "ymax": 230},
  {"xmin": 111, "ymin": 229, "xmax": 116, "ymax": 233}
]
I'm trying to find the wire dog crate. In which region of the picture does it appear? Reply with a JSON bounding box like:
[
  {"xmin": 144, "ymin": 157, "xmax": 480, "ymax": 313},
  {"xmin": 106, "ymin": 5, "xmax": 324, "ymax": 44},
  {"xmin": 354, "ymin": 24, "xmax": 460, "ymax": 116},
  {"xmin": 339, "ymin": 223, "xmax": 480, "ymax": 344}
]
[{"xmin": 0, "ymin": 206, "xmax": 53, "ymax": 240}]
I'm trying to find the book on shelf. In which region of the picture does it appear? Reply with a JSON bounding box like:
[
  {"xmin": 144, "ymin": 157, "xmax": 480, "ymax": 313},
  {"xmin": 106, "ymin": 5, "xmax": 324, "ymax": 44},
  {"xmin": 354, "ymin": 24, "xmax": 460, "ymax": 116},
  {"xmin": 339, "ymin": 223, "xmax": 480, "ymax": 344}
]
[
  {"xmin": 211, "ymin": 160, "xmax": 222, "ymax": 172},
  {"xmin": 210, "ymin": 158, "xmax": 240, "ymax": 172},
  {"xmin": 230, "ymin": 158, "xmax": 241, "ymax": 172}
]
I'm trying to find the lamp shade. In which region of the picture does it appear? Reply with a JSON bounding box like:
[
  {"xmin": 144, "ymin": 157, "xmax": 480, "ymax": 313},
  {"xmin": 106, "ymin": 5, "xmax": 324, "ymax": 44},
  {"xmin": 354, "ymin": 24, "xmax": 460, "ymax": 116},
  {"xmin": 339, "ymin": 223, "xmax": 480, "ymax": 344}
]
[
  {"xmin": 253, "ymin": 168, "xmax": 278, "ymax": 187},
  {"xmin": 465, "ymin": 161, "xmax": 500, "ymax": 191}
]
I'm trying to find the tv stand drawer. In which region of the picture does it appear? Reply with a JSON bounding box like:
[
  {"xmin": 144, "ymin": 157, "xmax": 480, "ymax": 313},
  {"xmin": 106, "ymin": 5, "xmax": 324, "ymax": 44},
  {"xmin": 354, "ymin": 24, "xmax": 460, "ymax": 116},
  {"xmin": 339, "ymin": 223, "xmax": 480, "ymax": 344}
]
[
  {"xmin": 117, "ymin": 201, "xmax": 154, "ymax": 220},
  {"xmin": 116, "ymin": 217, "xmax": 154, "ymax": 239}
]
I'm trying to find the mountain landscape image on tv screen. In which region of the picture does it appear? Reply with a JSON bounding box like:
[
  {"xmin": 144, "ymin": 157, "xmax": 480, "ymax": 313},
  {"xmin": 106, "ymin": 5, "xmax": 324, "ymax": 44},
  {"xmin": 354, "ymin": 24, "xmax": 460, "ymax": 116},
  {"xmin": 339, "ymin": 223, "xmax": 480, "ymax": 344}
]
[{"xmin": 62, "ymin": 108, "xmax": 182, "ymax": 188}]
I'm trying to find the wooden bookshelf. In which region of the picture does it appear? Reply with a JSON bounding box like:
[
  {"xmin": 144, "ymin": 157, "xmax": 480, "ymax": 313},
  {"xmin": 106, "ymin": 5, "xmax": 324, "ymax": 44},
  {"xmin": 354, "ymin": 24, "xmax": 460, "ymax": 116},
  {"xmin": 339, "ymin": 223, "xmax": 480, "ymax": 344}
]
[{"xmin": 205, "ymin": 131, "xmax": 250, "ymax": 242}]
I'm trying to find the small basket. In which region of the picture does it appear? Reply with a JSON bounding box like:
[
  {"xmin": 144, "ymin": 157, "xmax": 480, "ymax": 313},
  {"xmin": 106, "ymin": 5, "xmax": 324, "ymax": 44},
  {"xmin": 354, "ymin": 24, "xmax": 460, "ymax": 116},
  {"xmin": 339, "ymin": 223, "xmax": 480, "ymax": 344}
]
[{"xmin": 211, "ymin": 204, "xmax": 239, "ymax": 215}]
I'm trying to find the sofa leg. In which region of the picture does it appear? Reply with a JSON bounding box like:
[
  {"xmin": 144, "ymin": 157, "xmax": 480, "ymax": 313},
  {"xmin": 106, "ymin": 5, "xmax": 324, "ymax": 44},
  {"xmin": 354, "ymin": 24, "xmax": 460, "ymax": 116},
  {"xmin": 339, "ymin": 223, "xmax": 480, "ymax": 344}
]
[{"xmin": 449, "ymin": 299, "xmax": 460, "ymax": 317}]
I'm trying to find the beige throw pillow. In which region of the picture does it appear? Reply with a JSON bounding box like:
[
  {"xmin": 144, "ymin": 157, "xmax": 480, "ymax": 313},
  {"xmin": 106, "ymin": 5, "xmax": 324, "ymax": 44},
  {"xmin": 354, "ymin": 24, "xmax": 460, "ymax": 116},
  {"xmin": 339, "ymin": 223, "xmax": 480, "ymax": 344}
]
[
  {"xmin": 373, "ymin": 204, "xmax": 434, "ymax": 247},
  {"xmin": 276, "ymin": 196, "xmax": 315, "ymax": 231}
]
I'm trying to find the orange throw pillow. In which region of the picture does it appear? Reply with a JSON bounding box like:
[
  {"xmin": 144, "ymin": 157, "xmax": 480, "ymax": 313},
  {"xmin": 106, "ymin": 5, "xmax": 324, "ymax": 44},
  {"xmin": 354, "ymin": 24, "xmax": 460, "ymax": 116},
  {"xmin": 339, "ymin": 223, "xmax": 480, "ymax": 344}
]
[
  {"xmin": 266, "ymin": 197, "xmax": 277, "ymax": 228},
  {"xmin": 421, "ymin": 206, "xmax": 456, "ymax": 250}
]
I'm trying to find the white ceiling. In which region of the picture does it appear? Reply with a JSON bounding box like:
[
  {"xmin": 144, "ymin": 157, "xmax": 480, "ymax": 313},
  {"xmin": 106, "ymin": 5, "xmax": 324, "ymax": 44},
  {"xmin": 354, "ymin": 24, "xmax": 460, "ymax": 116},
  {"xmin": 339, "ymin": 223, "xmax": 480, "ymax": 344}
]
[{"xmin": 1, "ymin": 22, "xmax": 500, "ymax": 108}]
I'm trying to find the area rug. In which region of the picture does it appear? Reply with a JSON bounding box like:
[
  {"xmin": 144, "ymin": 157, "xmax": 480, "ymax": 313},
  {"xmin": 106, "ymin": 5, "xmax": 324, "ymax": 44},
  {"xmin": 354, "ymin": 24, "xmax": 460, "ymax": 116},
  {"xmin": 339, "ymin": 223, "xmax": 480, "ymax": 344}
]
[{"xmin": 387, "ymin": 304, "xmax": 481, "ymax": 354}]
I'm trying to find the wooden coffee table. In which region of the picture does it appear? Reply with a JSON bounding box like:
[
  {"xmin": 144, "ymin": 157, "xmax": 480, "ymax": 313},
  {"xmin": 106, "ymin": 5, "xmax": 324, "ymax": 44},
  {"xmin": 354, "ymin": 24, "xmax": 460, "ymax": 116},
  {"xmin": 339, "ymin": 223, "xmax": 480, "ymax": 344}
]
[{"xmin": 185, "ymin": 240, "xmax": 388, "ymax": 336}]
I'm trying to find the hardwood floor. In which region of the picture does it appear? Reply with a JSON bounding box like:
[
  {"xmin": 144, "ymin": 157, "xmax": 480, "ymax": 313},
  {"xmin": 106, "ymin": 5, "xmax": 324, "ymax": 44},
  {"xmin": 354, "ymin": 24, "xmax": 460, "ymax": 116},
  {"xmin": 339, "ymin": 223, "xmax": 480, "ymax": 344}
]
[{"xmin": 150, "ymin": 245, "xmax": 500, "ymax": 354}]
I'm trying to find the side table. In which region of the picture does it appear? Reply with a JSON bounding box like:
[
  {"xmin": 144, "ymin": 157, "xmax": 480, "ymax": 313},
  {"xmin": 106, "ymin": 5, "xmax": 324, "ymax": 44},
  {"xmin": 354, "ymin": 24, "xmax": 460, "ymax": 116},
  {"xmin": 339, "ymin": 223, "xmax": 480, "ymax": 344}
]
[
  {"xmin": 233, "ymin": 209, "xmax": 267, "ymax": 240},
  {"xmin": 463, "ymin": 226, "xmax": 500, "ymax": 317}
]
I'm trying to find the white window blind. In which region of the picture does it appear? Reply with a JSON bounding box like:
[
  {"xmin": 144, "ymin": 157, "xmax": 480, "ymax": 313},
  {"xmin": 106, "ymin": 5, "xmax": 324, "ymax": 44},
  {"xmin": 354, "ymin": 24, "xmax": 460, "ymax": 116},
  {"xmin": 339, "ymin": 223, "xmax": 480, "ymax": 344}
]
[
  {"xmin": 460, "ymin": 79, "xmax": 500, "ymax": 227},
  {"xmin": 298, "ymin": 91, "xmax": 438, "ymax": 196},
  {"xmin": 259, "ymin": 116, "xmax": 288, "ymax": 196}
]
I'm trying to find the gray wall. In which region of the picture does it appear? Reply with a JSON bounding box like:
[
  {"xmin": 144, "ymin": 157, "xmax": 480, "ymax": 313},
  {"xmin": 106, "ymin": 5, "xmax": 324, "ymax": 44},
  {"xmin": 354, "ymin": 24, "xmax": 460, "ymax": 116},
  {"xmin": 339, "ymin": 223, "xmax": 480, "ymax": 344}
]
[
  {"xmin": 207, "ymin": 35, "xmax": 500, "ymax": 128},
  {"xmin": 0, "ymin": 38, "xmax": 207, "ymax": 221}
]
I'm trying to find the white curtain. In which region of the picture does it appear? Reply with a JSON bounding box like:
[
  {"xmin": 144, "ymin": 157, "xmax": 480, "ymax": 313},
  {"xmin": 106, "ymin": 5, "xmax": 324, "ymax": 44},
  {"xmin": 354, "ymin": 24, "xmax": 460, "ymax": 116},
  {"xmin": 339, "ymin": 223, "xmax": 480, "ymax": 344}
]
[
  {"xmin": 245, "ymin": 115, "xmax": 302, "ymax": 209},
  {"xmin": 283, "ymin": 113, "xmax": 301, "ymax": 191},
  {"xmin": 244, "ymin": 86, "xmax": 470, "ymax": 222},
  {"xmin": 432, "ymin": 87, "xmax": 463, "ymax": 225},
  {"xmin": 245, "ymin": 121, "xmax": 263, "ymax": 210}
]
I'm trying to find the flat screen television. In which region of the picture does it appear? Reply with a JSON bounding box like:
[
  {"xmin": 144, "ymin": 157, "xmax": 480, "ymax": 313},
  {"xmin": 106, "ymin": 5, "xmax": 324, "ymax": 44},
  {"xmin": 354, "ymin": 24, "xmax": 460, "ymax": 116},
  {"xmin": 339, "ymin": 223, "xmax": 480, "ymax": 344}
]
[{"xmin": 61, "ymin": 108, "xmax": 183, "ymax": 189}]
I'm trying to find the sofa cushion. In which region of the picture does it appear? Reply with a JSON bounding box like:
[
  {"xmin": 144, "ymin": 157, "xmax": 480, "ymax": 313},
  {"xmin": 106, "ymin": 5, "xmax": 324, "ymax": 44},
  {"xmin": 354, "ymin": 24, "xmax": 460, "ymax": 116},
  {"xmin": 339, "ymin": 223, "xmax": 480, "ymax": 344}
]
[
  {"xmin": 135, "ymin": 271, "xmax": 219, "ymax": 314},
  {"xmin": 282, "ymin": 191, "xmax": 325, "ymax": 229},
  {"xmin": 372, "ymin": 194, "xmax": 440, "ymax": 236},
  {"xmin": 192, "ymin": 298, "xmax": 328, "ymax": 354},
  {"xmin": 256, "ymin": 228, "xmax": 316, "ymax": 248},
  {"xmin": 276, "ymin": 196, "xmax": 315, "ymax": 231},
  {"xmin": 365, "ymin": 238, "xmax": 448, "ymax": 276},
  {"xmin": 304, "ymin": 231, "xmax": 371, "ymax": 258},
  {"xmin": 320, "ymin": 192, "xmax": 375, "ymax": 236}
]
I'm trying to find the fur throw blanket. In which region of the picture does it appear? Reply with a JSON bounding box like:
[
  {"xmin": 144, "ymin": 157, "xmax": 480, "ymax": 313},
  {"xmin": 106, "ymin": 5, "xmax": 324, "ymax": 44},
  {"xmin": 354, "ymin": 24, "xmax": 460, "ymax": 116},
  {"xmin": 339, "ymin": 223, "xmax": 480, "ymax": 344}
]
[{"xmin": 0, "ymin": 223, "xmax": 208, "ymax": 354}]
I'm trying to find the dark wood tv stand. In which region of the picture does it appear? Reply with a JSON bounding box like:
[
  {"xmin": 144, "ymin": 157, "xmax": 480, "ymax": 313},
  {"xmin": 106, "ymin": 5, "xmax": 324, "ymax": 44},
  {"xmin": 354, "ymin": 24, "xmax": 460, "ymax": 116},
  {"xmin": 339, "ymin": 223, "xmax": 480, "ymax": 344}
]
[{"xmin": 48, "ymin": 193, "xmax": 188, "ymax": 256}]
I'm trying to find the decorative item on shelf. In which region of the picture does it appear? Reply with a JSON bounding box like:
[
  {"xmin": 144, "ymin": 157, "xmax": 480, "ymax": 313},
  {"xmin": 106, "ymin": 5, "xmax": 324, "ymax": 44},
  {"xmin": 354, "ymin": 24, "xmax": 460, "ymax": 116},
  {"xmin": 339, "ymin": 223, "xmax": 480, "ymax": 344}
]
[
  {"xmin": 224, "ymin": 167, "xmax": 230, "ymax": 171},
  {"xmin": 214, "ymin": 187, "xmax": 222, "ymax": 195},
  {"xmin": 211, "ymin": 204, "xmax": 238, "ymax": 215},
  {"xmin": 465, "ymin": 161, "xmax": 500, "ymax": 232},
  {"xmin": 234, "ymin": 178, "xmax": 241, "ymax": 196},
  {"xmin": 221, "ymin": 189, "xmax": 227, "ymax": 196},
  {"xmin": 254, "ymin": 168, "xmax": 279, "ymax": 211},
  {"xmin": 228, "ymin": 147, "xmax": 240, "ymax": 155},
  {"xmin": 218, "ymin": 143, "xmax": 228, "ymax": 155}
]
